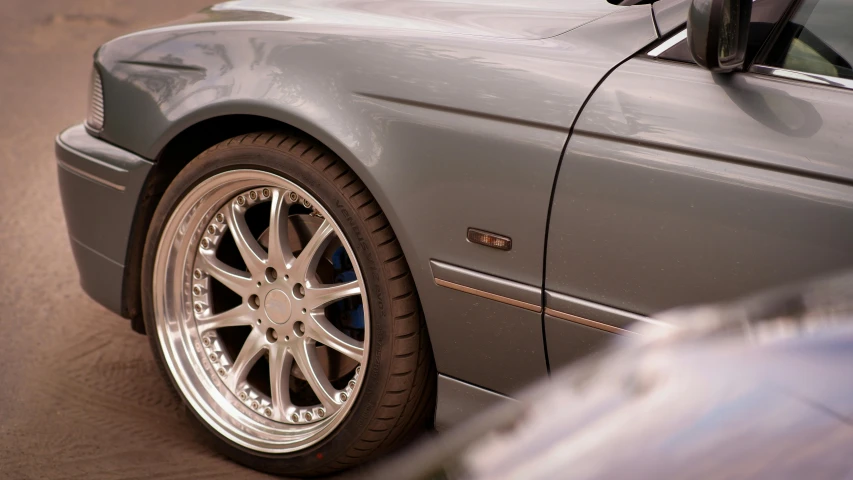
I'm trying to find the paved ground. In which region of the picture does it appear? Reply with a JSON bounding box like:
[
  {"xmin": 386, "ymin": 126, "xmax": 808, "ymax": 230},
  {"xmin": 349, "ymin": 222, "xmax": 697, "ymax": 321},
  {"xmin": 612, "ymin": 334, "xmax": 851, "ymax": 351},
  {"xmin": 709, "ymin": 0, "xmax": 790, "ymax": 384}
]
[{"xmin": 0, "ymin": 1, "xmax": 281, "ymax": 478}]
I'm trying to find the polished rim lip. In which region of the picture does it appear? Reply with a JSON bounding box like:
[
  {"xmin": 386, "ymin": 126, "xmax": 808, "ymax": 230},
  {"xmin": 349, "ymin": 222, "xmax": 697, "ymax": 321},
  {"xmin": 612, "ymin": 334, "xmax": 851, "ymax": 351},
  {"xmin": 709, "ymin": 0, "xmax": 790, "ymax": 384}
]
[{"xmin": 152, "ymin": 169, "xmax": 370, "ymax": 453}]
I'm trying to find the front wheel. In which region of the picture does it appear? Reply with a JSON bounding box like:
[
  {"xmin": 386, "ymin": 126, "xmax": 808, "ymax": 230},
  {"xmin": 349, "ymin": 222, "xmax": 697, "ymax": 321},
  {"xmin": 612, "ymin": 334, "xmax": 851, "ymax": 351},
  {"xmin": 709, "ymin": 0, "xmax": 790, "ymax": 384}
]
[{"xmin": 141, "ymin": 132, "xmax": 435, "ymax": 476}]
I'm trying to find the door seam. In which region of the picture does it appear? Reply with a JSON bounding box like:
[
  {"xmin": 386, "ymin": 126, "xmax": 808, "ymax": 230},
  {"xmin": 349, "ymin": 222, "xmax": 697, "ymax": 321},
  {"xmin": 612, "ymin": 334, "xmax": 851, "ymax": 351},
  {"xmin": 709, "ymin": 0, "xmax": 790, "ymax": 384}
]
[{"xmin": 539, "ymin": 53, "xmax": 647, "ymax": 375}]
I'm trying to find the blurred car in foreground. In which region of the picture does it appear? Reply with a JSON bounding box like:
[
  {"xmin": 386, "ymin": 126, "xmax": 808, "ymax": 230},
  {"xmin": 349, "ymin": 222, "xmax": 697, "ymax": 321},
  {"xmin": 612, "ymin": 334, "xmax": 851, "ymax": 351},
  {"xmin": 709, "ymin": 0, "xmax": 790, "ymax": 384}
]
[{"xmin": 369, "ymin": 272, "xmax": 853, "ymax": 480}]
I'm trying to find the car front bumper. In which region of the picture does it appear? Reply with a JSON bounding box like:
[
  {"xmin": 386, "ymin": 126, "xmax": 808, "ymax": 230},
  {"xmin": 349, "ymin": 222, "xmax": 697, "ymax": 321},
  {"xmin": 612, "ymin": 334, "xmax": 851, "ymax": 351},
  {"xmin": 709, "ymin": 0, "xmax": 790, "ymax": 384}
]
[{"xmin": 56, "ymin": 124, "xmax": 152, "ymax": 315}]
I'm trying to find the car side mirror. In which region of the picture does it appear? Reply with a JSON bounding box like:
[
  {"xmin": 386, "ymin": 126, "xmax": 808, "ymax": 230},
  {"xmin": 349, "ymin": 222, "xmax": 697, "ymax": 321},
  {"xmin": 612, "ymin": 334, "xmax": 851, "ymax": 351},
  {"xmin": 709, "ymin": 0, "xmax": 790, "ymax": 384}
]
[{"xmin": 687, "ymin": 0, "xmax": 752, "ymax": 72}]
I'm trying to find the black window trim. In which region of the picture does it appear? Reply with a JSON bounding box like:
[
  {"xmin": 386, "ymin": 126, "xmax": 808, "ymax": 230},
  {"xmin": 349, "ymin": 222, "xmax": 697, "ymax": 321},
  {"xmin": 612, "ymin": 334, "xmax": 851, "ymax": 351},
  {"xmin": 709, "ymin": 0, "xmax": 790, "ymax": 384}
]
[{"xmin": 749, "ymin": 0, "xmax": 805, "ymax": 67}]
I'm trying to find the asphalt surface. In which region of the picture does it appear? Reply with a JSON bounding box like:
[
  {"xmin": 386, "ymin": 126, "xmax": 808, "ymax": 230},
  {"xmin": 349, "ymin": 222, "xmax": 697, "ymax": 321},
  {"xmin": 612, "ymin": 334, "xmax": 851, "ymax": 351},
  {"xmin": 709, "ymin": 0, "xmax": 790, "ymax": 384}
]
[{"xmin": 0, "ymin": 1, "xmax": 278, "ymax": 478}]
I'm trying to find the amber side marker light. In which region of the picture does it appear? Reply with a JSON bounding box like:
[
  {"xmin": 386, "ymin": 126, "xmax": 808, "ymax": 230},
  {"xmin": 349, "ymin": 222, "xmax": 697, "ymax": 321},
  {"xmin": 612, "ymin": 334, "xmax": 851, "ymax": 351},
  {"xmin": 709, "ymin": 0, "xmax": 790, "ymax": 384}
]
[{"xmin": 467, "ymin": 228, "xmax": 512, "ymax": 251}]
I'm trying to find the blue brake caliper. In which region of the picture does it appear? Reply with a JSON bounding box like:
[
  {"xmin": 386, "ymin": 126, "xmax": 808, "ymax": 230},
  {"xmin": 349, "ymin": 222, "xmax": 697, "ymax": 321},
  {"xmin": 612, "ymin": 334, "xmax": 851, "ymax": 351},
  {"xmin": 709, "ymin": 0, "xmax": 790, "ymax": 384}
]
[{"xmin": 332, "ymin": 247, "xmax": 364, "ymax": 329}]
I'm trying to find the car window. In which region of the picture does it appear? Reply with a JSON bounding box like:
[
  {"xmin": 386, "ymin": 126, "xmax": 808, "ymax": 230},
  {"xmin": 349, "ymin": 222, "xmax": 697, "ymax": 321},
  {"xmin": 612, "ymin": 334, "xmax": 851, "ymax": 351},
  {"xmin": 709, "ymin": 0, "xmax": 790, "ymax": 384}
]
[{"xmin": 764, "ymin": 0, "xmax": 853, "ymax": 81}]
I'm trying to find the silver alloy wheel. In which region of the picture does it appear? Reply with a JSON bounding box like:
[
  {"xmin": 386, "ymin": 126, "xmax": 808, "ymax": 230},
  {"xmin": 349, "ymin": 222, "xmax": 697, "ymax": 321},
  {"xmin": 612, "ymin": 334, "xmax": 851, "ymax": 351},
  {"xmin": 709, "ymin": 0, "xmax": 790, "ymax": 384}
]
[{"xmin": 152, "ymin": 169, "xmax": 369, "ymax": 453}]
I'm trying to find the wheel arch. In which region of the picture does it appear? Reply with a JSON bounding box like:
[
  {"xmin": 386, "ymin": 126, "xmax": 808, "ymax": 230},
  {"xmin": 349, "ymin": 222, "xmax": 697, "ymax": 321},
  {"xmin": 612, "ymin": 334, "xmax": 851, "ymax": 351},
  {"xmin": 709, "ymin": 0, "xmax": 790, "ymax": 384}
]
[{"xmin": 122, "ymin": 111, "xmax": 415, "ymax": 336}]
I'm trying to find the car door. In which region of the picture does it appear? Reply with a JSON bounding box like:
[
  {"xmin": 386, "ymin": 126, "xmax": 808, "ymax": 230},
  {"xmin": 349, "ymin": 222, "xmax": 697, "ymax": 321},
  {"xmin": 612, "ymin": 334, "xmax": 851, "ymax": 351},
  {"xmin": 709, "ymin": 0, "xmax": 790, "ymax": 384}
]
[{"xmin": 543, "ymin": 0, "xmax": 853, "ymax": 369}]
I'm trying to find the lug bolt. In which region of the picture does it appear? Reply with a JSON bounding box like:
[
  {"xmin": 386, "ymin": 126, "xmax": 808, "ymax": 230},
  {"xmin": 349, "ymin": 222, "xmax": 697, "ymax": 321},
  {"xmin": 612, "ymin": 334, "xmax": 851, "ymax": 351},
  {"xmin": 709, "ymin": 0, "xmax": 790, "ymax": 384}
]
[
  {"xmin": 264, "ymin": 407, "xmax": 273, "ymax": 417},
  {"xmin": 237, "ymin": 195, "xmax": 246, "ymax": 206},
  {"xmin": 194, "ymin": 303, "xmax": 204, "ymax": 313},
  {"xmin": 291, "ymin": 413, "xmax": 300, "ymax": 422},
  {"xmin": 215, "ymin": 213, "xmax": 225, "ymax": 223},
  {"xmin": 193, "ymin": 285, "xmax": 202, "ymax": 296},
  {"xmin": 249, "ymin": 191, "xmax": 257, "ymax": 200},
  {"xmin": 340, "ymin": 392, "xmax": 348, "ymax": 402},
  {"xmin": 249, "ymin": 294, "xmax": 261, "ymax": 310},
  {"xmin": 200, "ymin": 238, "xmax": 210, "ymax": 249},
  {"xmin": 251, "ymin": 400, "xmax": 260, "ymax": 410},
  {"xmin": 302, "ymin": 199, "xmax": 311, "ymax": 208},
  {"xmin": 193, "ymin": 269, "xmax": 203, "ymax": 279},
  {"xmin": 288, "ymin": 191, "xmax": 299, "ymax": 202},
  {"xmin": 202, "ymin": 337, "xmax": 211, "ymax": 347},
  {"xmin": 217, "ymin": 368, "xmax": 226, "ymax": 376},
  {"xmin": 305, "ymin": 412, "xmax": 313, "ymax": 421},
  {"xmin": 262, "ymin": 188, "xmax": 270, "ymax": 198},
  {"xmin": 348, "ymin": 380, "xmax": 356, "ymax": 389},
  {"xmin": 238, "ymin": 391, "xmax": 248, "ymax": 401},
  {"xmin": 207, "ymin": 225, "xmax": 217, "ymax": 235},
  {"xmin": 209, "ymin": 353, "xmax": 218, "ymax": 363},
  {"xmin": 265, "ymin": 267, "xmax": 277, "ymax": 283},
  {"xmin": 266, "ymin": 328, "xmax": 278, "ymax": 342},
  {"xmin": 293, "ymin": 322, "xmax": 304, "ymax": 338},
  {"xmin": 317, "ymin": 408, "xmax": 325, "ymax": 418},
  {"xmin": 355, "ymin": 366, "xmax": 361, "ymax": 376}
]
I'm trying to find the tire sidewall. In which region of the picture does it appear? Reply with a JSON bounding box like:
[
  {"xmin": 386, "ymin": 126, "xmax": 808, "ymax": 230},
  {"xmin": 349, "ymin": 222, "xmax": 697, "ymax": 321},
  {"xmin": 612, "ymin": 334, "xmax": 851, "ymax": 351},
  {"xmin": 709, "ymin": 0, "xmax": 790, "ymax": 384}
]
[{"xmin": 142, "ymin": 142, "xmax": 395, "ymax": 475}]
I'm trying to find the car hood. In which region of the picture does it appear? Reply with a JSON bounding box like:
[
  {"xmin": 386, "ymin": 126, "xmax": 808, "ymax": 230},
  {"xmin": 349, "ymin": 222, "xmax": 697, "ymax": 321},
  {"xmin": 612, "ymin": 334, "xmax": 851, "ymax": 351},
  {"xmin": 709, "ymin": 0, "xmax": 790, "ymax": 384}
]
[{"xmin": 164, "ymin": 0, "xmax": 621, "ymax": 40}]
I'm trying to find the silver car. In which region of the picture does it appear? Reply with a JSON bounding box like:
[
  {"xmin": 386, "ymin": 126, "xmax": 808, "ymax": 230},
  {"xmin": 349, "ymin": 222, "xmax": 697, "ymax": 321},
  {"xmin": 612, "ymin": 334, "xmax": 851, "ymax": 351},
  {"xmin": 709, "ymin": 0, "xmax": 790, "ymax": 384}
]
[{"xmin": 55, "ymin": 0, "xmax": 853, "ymax": 475}]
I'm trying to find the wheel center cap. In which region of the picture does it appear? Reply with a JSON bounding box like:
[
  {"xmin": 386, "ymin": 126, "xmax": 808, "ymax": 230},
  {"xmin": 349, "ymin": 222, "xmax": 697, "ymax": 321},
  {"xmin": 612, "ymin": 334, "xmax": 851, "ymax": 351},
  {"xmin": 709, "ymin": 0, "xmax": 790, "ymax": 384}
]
[{"xmin": 264, "ymin": 289, "xmax": 292, "ymax": 325}]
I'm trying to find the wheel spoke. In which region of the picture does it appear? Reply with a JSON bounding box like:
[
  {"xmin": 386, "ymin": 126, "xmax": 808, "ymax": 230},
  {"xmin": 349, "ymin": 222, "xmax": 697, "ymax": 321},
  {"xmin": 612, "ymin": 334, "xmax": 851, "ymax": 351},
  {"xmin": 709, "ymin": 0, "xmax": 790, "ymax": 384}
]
[
  {"xmin": 226, "ymin": 202, "xmax": 267, "ymax": 275},
  {"xmin": 197, "ymin": 252, "xmax": 254, "ymax": 297},
  {"xmin": 294, "ymin": 340, "xmax": 340, "ymax": 412},
  {"xmin": 290, "ymin": 220, "xmax": 335, "ymax": 280},
  {"xmin": 267, "ymin": 189, "xmax": 294, "ymax": 268},
  {"xmin": 197, "ymin": 304, "xmax": 253, "ymax": 333},
  {"xmin": 309, "ymin": 313, "xmax": 364, "ymax": 362},
  {"xmin": 268, "ymin": 345, "xmax": 294, "ymax": 420},
  {"xmin": 226, "ymin": 329, "xmax": 267, "ymax": 390},
  {"xmin": 307, "ymin": 280, "xmax": 361, "ymax": 310}
]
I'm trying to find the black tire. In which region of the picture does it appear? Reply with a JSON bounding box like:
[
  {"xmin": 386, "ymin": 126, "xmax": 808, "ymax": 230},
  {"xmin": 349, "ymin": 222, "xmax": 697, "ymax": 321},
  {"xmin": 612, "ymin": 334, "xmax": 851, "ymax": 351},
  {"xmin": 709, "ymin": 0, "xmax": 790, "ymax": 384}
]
[{"xmin": 141, "ymin": 131, "xmax": 436, "ymax": 476}]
